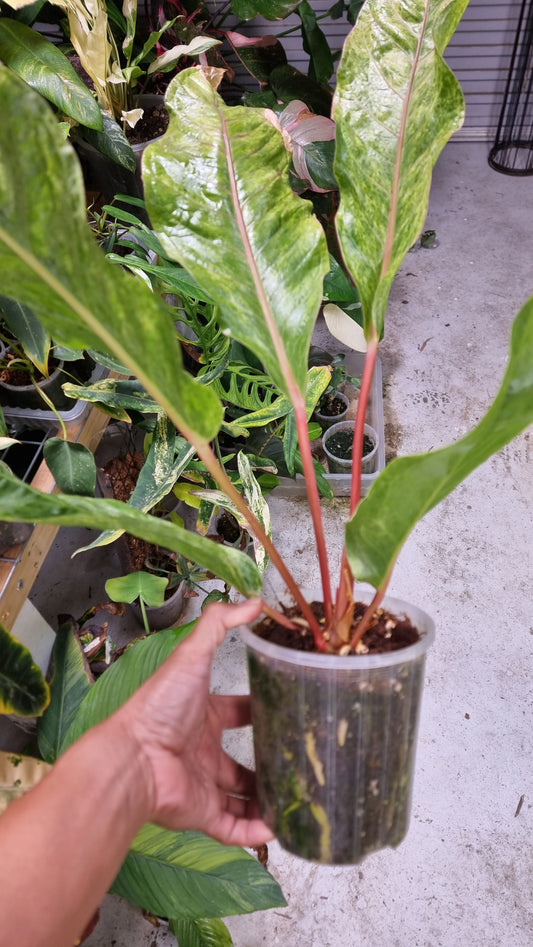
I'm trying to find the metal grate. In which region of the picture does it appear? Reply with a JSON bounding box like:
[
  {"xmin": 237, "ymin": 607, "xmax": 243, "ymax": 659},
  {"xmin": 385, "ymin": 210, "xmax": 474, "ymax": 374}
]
[{"xmin": 489, "ymin": 0, "xmax": 533, "ymax": 174}]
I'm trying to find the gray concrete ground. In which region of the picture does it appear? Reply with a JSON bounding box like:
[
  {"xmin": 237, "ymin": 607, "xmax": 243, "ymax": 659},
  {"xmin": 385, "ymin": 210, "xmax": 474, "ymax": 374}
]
[{"xmin": 23, "ymin": 142, "xmax": 533, "ymax": 945}]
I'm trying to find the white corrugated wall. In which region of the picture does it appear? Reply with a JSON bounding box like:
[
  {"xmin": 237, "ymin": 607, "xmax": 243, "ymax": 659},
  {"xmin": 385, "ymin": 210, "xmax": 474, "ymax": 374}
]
[{"xmin": 222, "ymin": 1, "xmax": 522, "ymax": 141}]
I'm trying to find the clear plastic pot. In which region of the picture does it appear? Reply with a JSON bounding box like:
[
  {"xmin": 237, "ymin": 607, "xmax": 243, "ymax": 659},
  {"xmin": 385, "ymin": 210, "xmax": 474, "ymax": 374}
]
[
  {"xmin": 313, "ymin": 390, "xmax": 350, "ymax": 430},
  {"xmin": 240, "ymin": 588, "xmax": 435, "ymax": 865},
  {"xmin": 322, "ymin": 421, "xmax": 378, "ymax": 474}
]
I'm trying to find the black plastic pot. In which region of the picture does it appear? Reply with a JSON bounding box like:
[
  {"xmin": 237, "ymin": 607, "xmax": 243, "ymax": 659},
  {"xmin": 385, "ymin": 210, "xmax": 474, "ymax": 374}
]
[{"xmin": 240, "ymin": 588, "xmax": 435, "ymax": 865}]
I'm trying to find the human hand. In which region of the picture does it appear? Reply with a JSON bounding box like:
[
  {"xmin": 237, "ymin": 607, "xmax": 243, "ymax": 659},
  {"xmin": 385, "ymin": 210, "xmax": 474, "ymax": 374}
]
[{"xmin": 118, "ymin": 598, "xmax": 273, "ymax": 849}]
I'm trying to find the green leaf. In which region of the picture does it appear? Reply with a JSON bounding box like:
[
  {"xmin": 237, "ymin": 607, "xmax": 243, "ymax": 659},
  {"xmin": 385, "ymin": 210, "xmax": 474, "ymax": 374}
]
[
  {"xmin": 230, "ymin": 0, "xmax": 301, "ymax": 19},
  {"xmin": 43, "ymin": 439, "xmax": 97, "ymax": 496},
  {"xmin": 0, "ymin": 469, "xmax": 262, "ymax": 596},
  {"xmin": 80, "ymin": 107, "xmax": 136, "ymax": 172},
  {"xmin": 269, "ymin": 64, "xmax": 333, "ymax": 116},
  {"xmin": 334, "ymin": 0, "xmax": 468, "ymax": 337},
  {"xmin": 76, "ymin": 417, "xmax": 195, "ymax": 553},
  {"xmin": 112, "ymin": 824, "xmax": 286, "ymax": 919},
  {"xmin": 0, "ymin": 624, "xmax": 49, "ymax": 717},
  {"xmin": 37, "ymin": 621, "xmax": 92, "ymax": 764},
  {"xmin": 143, "ymin": 68, "xmax": 329, "ymax": 399},
  {"xmin": 225, "ymin": 31, "xmax": 287, "ymax": 85},
  {"xmin": 106, "ymin": 571, "xmax": 168, "ymax": 608},
  {"xmin": 297, "ymin": 0, "xmax": 335, "ymax": 84},
  {"xmin": 346, "ymin": 296, "xmax": 533, "ymax": 588},
  {"xmin": 0, "ymin": 295, "xmax": 50, "ymax": 376},
  {"xmin": 169, "ymin": 916, "xmax": 234, "ymax": 946},
  {"xmin": 62, "ymin": 378, "xmax": 160, "ymax": 416},
  {"xmin": 0, "ymin": 68, "xmax": 223, "ymax": 444},
  {"xmin": 61, "ymin": 624, "xmax": 194, "ymax": 750},
  {"xmin": 0, "ymin": 19, "xmax": 103, "ymax": 130}
]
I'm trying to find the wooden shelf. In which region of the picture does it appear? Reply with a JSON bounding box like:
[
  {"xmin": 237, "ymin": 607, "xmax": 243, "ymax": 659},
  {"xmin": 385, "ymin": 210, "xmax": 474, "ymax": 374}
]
[{"xmin": 0, "ymin": 406, "xmax": 111, "ymax": 631}]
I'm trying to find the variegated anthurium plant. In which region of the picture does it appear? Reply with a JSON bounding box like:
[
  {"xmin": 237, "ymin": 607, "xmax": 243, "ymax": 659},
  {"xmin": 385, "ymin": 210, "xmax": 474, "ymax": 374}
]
[{"xmin": 1, "ymin": 0, "xmax": 533, "ymax": 702}]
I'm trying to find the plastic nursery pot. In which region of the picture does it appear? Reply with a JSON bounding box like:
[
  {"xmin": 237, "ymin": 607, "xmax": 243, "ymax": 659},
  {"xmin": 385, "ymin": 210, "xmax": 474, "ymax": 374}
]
[
  {"xmin": 313, "ymin": 391, "xmax": 350, "ymax": 430},
  {"xmin": 239, "ymin": 589, "xmax": 435, "ymax": 865},
  {"xmin": 0, "ymin": 360, "xmax": 72, "ymax": 411},
  {"xmin": 132, "ymin": 581, "xmax": 185, "ymax": 631},
  {"xmin": 322, "ymin": 421, "xmax": 378, "ymax": 475}
]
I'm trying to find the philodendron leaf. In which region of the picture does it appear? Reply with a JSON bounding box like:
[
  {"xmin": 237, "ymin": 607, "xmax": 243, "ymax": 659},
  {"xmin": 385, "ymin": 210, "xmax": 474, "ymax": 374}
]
[
  {"xmin": 169, "ymin": 917, "xmax": 233, "ymax": 946},
  {"xmin": 143, "ymin": 67, "xmax": 329, "ymax": 399},
  {"xmin": 0, "ymin": 295, "xmax": 50, "ymax": 376},
  {"xmin": 346, "ymin": 296, "xmax": 533, "ymax": 588},
  {"xmin": 43, "ymin": 439, "xmax": 97, "ymax": 496},
  {"xmin": 0, "ymin": 18, "xmax": 103, "ymax": 130},
  {"xmin": 0, "ymin": 625, "xmax": 50, "ymax": 717},
  {"xmin": 106, "ymin": 571, "xmax": 168, "ymax": 608},
  {"xmin": 37, "ymin": 621, "xmax": 92, "ymax": 764},
  {"xmin": 334, "ymin": 0, "xmax": 468, "ymax": 337},
  {"xmin": 76, "ymin": 416, "xmax": 195, "ymax": 553},
  {"xmin": 0, "ymin": 469, "xmax": 262, "ymax": 596},
  {"xmin": 112, "ymin": 825, "xmax": 286, "ymax": 919},
  {"xmin": 0, "ymin": 68, "xmax": 222, "ymax": 445}
]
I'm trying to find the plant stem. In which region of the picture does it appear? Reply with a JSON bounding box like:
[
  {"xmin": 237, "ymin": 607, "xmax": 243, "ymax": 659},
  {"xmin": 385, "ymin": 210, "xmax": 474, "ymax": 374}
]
[
  {"xmin": 334, "ymin": 330, "xmax": 379, "ymax": 625},
  {"xmin": 195, "ymin": 440, "xmax": 325, "ymax": 641}
]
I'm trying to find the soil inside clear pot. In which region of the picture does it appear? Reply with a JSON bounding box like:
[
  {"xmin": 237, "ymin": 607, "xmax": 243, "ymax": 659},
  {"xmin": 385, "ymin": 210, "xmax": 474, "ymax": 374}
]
[
  {"xmin": 240, "ymin": 592, "xmax": 434, "ymax": 865},
  {"xmin": 325, "ymin": 429, "xmax": 375, "ymax": 461}
]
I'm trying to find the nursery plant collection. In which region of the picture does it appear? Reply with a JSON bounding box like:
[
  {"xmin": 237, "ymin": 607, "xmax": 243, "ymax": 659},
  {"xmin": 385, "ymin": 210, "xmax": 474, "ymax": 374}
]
[{"xmin": 1, "ymin": 0, "xmax": 533, "ymax": 934}]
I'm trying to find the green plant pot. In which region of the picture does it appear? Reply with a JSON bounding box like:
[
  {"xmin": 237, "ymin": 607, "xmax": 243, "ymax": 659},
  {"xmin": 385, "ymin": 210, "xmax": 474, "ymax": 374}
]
[
  {"xmin": 322, "ymin": 421, "xmax": 378, "ymax": 474},
  {"xmin": 240, "ymin": 588, "xmax": 435, "ymax": 865}
]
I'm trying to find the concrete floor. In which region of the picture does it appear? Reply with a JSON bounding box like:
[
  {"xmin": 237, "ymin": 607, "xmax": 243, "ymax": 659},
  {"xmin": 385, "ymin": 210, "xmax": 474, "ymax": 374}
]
[{"xmin": 21, "ymin": 141, "xmax": 533, "ymax": 944}]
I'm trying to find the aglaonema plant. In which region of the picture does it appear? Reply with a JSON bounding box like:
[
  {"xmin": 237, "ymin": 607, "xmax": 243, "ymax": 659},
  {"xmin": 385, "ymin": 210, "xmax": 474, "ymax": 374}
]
[{"xmin": 1, "ymin": 0, "xmax": 533, "ymax": 673}]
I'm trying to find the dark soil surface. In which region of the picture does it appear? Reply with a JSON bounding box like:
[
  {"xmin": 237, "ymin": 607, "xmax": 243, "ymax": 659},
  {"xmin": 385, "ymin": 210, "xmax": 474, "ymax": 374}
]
[
  {"xmin": 325, "ymin": 429, "xmax": 375, "ymax": 461},
  {"xmin": 255, "ymin": 599, "xmax": 420, "ymax": 655},
  {"xmin": 127, "ymin": 104, "xmax": 169, "ymax": 145},
  {"xmin": 316, "ymin": 392, "xmax": 347, "ymax": 418}
]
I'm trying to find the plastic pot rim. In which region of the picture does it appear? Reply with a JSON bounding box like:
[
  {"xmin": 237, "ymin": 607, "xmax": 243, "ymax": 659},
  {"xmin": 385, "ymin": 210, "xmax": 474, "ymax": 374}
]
[{"xmin": 239, "ymin": 586, "xmax": 435, "ymax": 671}]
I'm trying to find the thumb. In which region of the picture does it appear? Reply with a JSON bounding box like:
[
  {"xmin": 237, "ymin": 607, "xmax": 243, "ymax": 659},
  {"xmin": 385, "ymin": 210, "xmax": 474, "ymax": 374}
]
[{"xmin": 176, "ymin": 598, "xmax": 263, "ymax": 665}]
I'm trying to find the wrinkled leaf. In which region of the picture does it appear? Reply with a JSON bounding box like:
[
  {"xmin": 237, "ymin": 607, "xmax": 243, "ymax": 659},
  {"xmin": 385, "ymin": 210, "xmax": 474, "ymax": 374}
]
[
  {"xmin": 346, "ymin": 296, "xmax": 533, "ymax": 587},
  {"xmin": 0, "ymin": 468, "xmax": 261, "ymax": 596},
  {"xmin": 143, "ymin": 68, "xmax": 329, "ymax": 399},
  {"xmin": 0, "ymin": 18, "xmax": 103, "ymax": 129},
  {"xmin": 0, "ymin": 624, "xmax": 49, "ymax": 717},
  {"xmin": 44, "ymin": 438, "xmax": 97, "ymax": 496},
  {"xmin": 334, "ymin": 0, "xmax": 468, "ymax": 337},
  {"xmin": 37, "ymin": 621, "xmax": 92, "ymax": 764}
]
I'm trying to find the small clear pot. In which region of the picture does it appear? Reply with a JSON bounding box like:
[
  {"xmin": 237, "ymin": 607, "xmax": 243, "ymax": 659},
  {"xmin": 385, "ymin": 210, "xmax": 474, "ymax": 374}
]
[
  {"xmin": 313, "ymin": 391, "xmax": 350, "ymax": 430},
  {"xmin": 322, "ymin": 421, "xmax": 378, "ymax": 474},
  {"xmin": 240, "ymin": 589, "xmax": 435, "ymax": 865}
]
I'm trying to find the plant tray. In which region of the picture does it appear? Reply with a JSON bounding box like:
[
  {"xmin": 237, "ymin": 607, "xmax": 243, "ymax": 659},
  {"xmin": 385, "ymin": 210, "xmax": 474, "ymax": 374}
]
[{"xmin": 272, "ymin": 352, "xmax": 384, "ymax": 498}]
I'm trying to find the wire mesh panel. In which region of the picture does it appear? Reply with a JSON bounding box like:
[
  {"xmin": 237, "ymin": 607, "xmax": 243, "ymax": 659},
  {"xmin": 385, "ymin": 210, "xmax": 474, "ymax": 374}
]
[{"xmin": 489, "ymin": 0, "xmax": 533, "ymax": 174}]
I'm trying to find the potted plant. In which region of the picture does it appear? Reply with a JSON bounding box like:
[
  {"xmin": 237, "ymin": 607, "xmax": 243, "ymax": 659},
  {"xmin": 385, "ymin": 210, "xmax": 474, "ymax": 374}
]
[{"xmin": 1, "ymin": 0, "xmax": 533, "ymax": 874}]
